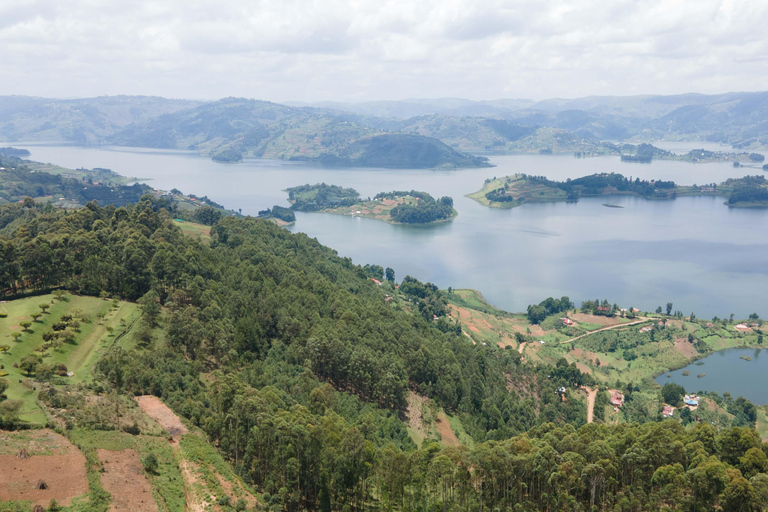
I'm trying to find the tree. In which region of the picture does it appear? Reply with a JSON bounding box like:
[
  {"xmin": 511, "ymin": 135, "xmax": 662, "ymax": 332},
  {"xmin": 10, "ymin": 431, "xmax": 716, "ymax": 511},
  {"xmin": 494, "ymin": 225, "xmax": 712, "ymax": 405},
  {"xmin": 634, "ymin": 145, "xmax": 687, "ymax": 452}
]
[
  {"xmin": 97, "ymin": 347, "xmax": 128, "ymax": 430},
  {"xmin": 31, "ymin": 313, "xmax": 42, "ymax": 322},
  {"xmin": 0, "ymin": 378, "xmax": 9, "ymax": 397},
  {"xmin": 666, "ymin": 302, "xmax": 673, "ymax": 315},
  {"xmin": 39, "ymin": 303, "xmax": 50, "ymax": 314},
  {"xmin": 656, "ymin": 306, "xmax": 662, "ymax": 314},
  {"xmin": 141, "ymin": 452, "xmax": 158, "ymax": 474},
  {"xmin": 661, "ymin": 382, "xmax": 685, "ymax": 406},
  {"xmin": 19, "ymin": 321, "xmax": 32, "ymax": 332},
  {"xmin": 19, "ymin": 355, "xmax": 42, "ymax": 375},
  {"xmin": 385, "ymin": 267, "xmax": 395, "ymax": 282}
]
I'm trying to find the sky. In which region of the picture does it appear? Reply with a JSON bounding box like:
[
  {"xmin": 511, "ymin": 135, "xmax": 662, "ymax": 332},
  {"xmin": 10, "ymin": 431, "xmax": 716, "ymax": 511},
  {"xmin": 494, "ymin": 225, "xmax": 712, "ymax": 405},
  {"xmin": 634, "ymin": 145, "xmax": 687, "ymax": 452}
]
[{"xmin": 1, "ymin": 0, "xmax": 767, "ymax": 103}]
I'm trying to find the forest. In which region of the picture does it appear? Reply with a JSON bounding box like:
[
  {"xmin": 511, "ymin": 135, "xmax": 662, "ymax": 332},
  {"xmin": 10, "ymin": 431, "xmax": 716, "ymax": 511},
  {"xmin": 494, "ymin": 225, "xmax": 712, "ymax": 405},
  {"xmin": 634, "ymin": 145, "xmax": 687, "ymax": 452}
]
[{"xmin": 1, "ymin": 198, "xmax": 768, "ymax": 511}]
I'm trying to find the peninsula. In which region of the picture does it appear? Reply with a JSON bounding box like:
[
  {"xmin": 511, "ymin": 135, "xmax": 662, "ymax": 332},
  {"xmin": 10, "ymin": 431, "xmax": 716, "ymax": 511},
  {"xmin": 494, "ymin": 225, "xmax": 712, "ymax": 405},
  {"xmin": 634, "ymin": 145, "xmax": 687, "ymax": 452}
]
[{"xmin": 468, "ymin": 173, "xmax": 768, "ymax": 209}]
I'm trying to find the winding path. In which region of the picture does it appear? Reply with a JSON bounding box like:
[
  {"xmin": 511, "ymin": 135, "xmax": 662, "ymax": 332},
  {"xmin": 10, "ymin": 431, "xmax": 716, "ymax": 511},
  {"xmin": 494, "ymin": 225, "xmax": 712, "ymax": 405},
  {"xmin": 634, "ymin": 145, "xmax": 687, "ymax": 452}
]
[{"xmin": 560, "ymin": 318, "xmax": 650, "ymax": 345}]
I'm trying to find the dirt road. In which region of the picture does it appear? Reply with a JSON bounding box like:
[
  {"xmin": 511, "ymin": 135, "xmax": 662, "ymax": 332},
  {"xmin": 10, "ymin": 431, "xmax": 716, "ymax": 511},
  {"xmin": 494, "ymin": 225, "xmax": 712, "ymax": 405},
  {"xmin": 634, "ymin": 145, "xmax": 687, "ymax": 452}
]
[{"xmin": 584, "ymin": 386, "xmax": 597, "ymax": 423}]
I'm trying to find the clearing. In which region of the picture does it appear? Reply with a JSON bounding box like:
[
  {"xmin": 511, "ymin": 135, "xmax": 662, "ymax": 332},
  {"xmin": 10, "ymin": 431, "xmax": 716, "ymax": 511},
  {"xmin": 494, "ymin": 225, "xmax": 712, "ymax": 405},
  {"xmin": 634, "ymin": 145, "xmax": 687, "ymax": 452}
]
[
  {"xmin": 98, "ymin": 449, "xmax": 158, "ymax": 512},
  {"xmin": 135, "ymin": 395, "xmax": 189, "ymax": 436},
  {"xmin": 435, "ymin": 412, "xmax": 461, "ymax": 447},
  {"xmin": 0, "ymin": 429, "xmax": 89, "ymax": 507}
]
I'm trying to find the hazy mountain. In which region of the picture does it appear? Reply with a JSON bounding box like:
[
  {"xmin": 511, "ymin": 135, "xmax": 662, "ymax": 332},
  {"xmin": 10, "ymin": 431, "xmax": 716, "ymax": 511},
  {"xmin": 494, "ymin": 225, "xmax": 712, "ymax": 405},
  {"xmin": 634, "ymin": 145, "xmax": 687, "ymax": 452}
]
[
  {"xmin": 0, "ymin": 95, "xmax": 203, "ymax": 144},
  {"xmin": 109, "ymin": 98, "xmax": 490, "ymax": 168}
]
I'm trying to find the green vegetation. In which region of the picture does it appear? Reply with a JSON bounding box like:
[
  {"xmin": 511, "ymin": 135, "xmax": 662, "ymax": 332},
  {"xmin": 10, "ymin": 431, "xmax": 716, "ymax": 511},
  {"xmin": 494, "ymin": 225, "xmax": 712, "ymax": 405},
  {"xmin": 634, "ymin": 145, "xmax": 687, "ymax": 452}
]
[
  {"xmin": 3, "ymin": 183, "xmax": 768, "ymax": 510},
  {"xmin": 0, "ymin": 147, "xmax": 31, "ymax": 157},
  {"xmin": 380, "ymin": 190, "xmax": 456, "ymax": 223},
  {"xmin": 470, "ymin": 172, "xmax": 768, "ymax": 209},
  {"xmin": 286, "ymin": 183, "xmax": 359, "ymax": 211},
  {"xmin": 211, "ymin": 148, "xmax": 243, "ymax": 163},
  {"xmin": 287, "ymin": 184, "xmax": 457, "ymax": 224},
  {"xmin": 257, "ymin": 204, "xmax": 296, "ymax": 224}
]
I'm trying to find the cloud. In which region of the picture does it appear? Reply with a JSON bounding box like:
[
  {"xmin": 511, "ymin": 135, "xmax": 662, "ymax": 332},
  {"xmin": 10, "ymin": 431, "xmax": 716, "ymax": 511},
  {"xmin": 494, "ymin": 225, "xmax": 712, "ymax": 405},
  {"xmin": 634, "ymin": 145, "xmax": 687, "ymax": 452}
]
[{"xmin": 0, "ymin": 0, "xmax": 767, "ymax": 102}]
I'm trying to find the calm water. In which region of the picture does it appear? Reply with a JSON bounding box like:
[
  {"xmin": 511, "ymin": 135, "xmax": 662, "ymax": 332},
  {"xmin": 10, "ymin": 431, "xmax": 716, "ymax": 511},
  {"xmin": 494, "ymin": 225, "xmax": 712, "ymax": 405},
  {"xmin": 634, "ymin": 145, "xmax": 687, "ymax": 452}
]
[
  {"xmin": 656, "ymin": 348, "xmax": 768, "ymax": 404},
  {"xmin": 17, "ymin": 144, "xmax": 768, "ymax": 318}
]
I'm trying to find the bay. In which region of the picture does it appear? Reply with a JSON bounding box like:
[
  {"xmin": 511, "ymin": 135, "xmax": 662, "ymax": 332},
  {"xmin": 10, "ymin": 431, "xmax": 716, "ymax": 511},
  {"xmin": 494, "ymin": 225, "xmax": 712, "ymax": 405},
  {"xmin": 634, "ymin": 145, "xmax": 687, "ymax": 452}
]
[
  {"xmin": 656, "ymin": 347, "xmax": 768, "ymax": 404},
  {"xmin": 17, "ymin": 144, "xmax": 768, "ymax": 319}
]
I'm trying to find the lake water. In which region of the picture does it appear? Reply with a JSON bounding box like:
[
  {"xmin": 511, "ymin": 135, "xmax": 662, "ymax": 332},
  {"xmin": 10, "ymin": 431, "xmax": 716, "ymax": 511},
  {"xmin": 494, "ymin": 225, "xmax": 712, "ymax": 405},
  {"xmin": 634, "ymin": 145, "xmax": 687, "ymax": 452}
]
[
  {"xmin": 656, "ymin": 348, "xmax": 768, "ymax": 404},
  {"xmin": 16, "ymin": 144, "xmax": 768, "ymax": 318}
]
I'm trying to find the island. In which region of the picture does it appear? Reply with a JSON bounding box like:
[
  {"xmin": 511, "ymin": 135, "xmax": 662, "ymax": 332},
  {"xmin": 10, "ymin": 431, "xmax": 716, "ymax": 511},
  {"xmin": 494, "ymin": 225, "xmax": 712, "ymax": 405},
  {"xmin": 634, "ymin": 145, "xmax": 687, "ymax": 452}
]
[
  {"xmin": 256, "ymin": 204, "xmax": 296, "ymax": 226},
  {"xmin": 286, "ymin": 183, "xmax": 457, "ymax": 224},
  {"xmin": 211, "ymin": 148, "xmax": 243, "ymax": 163},
  {"xmin": 468, "ymin": 173, "xmax": 768, "ymax": 209}
]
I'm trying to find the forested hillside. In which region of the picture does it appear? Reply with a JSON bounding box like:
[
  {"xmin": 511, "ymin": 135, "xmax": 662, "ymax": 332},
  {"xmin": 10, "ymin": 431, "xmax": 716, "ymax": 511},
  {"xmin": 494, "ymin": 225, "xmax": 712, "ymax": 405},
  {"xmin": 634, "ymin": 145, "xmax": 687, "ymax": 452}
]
[{"xmin": 2, "ymin": 199, "xmax": 768, "ymax": 511}]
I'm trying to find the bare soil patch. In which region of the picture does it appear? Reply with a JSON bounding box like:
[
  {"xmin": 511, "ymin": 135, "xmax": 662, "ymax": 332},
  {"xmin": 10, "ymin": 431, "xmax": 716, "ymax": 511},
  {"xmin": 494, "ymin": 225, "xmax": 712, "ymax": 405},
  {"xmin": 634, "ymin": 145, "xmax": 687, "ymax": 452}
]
[
  {"xmin": 406, "ymin": 391, "xmax": 427, "ymax": 439},
  {"xmin": 0, "ymin": 429, "xmax": 88, "ymax": 507},
  {"xmin": 177, "ymin": 452, "xmax": 208, "ymax": 512},
  {"xmin": 97, "ymin": 449, "xmax": 158, "ymax": 512},
  {"xmin": 214, "ymin": 467, "xmax": 259, "ymax": 509},
  {"xmin": 435, "ymin": 412, "xmax": 460, "ymax": 447},
  {"xmin": 674, "ymin": 339, "xmax": 699, "ymax": 358},
  {"xmin": 571, "ymin": 313, "xmax": 626, "ymax": 326},
  {"xmin": 135, "ymin": 396, "xmax": 188, "ymax": 436}
]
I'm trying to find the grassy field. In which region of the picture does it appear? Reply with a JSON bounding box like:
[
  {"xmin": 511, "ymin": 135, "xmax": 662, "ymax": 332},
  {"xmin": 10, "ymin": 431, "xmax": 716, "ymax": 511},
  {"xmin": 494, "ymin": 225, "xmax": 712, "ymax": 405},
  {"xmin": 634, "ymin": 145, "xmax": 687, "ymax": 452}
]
[
  {"xmin": 173, "ymin": 219, "xmax": 212, "ymax": 244},
  {"xmin": 0, "ymin": 293, "xmax": 139, "ymax": 423},
  {"xmin": 466, "ymin": 175, "xmax": 567, "ymax": 209}
]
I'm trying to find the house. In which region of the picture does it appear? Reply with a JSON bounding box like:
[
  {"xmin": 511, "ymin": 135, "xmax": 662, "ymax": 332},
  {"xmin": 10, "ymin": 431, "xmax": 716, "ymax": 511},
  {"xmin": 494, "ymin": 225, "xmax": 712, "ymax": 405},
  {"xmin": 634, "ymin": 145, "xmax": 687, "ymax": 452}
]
[
  {"xmin": 597, "ymin": 306, "xmax": 610, "ymax": 312},
  {"xmin": 561, "ymin": 317, "xmax": 574, "ymax": 326},
  {"xmin": 684, "ymin": 394, "xmax": 699, "ymax": 406},
  {"xmin": 539, "ymin": 340, "xmax": 545, "ymax": 344},
  {"xmin": 705, "ymin": 322, "xmax": 715, "ymax": 328},
  {"xmin": 658, "ymin": 321, "xmax": 665, "ymax": 327},
  {"xmin": 632, "ymin": 308, "xmax": 641, "ymax": 312},
  {"xmin": 371, "ymin": 279, "xmax": 382, "ymax": 285},
  {"xmin": 640, "ymin": 326, "xmax": 653, "ymax": 333},
  {"xmin": 735, "ymin": 323, "xmax": 750, "ymax": 330},
  {"xmin": 610, "ymin": 392, "xmax": 624, "ymax": 407},
  {"xmin": 662, "ymin": 406, "xmax": 675, "ymax": 418}
]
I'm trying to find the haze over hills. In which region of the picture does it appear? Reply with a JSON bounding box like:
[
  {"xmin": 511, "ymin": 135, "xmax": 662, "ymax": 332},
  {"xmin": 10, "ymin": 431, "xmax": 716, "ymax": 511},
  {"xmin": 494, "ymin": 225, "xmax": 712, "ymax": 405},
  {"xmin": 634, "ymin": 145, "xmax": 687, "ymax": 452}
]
[{"xmin": 1, "ymin": 91, "xmax": 767, "ymax": 168}]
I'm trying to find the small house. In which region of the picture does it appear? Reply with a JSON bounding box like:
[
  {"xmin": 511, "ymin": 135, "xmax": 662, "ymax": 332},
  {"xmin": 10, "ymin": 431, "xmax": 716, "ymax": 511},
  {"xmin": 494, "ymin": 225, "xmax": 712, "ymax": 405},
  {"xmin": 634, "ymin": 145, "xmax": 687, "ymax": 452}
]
[
  {"xmin": 610, "ymin": 392, "xmax": 624, "ymax": 407},
  {"xmin": 539, "ymin": 340, "xmax": 545, "ymax": 344},
  {"xmin": 735, "ymin": 323, "xmax": 750, "ymax": 330},
  {"xmin": 684, "ymin": 394, "xmax": 699, "ymax": 406},
  {"xmin": 662, "ymin": 406, "xmax": 674, "ymax": 418},
  {"xmin": 640, "ymin": 326, "xmax": 653, "ymax": 333},
  {"xmin": 561, "ymin": 318, "xmax": 574, "ymax": 326},
  {"xmin": 371, "ymin": 279, "xmax": 382, "ymax": 285}
]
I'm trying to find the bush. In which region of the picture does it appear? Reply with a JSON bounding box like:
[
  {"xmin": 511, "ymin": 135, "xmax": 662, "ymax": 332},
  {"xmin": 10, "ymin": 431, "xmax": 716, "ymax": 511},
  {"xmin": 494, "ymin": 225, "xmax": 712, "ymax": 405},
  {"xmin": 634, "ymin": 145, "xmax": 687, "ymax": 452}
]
[{"xmin": 141, "ymin": 452, "xmax": 158, "ymax": 474}]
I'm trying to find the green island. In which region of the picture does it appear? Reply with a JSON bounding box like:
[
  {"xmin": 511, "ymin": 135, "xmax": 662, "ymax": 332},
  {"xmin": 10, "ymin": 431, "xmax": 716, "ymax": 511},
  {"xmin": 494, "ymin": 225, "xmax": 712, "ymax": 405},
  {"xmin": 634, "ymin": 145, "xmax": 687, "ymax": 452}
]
[
  {"xmin": 287, "ymin": 183, "xmax": 457, "ymax": 224},
  {"xmin": 2, "ymin": 161, "xmax": 768, "ymax": 511},
  {"xmin": 469, "ymin": 172, "xmax": 768, "ymax": 209}
]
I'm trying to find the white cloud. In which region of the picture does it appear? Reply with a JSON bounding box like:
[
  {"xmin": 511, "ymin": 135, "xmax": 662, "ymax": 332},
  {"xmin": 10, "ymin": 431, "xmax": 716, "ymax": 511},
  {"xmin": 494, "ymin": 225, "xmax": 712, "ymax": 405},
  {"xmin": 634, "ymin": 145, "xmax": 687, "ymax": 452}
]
[{"xmin": 0, "ymin": 0, "xmax": 766, "ymax": 102}]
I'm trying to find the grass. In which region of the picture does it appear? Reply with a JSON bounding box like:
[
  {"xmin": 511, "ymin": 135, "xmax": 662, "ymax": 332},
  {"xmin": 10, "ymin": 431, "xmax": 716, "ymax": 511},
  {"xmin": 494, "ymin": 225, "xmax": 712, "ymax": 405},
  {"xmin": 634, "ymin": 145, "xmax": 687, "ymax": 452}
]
[
  {"xmin": 173, "ymin": 219, "xmax": 212, "ymax": 244},
  {"xmin": 466, "ymin": 175, "xmax": 567, "ymax": 209},
  {"xmin": 0, "ymin": 293, "xmax": 138, "ymax": 424},
  {"xmin": 444, "ymin": 411, "xmax": 475, "ymax": 448}
]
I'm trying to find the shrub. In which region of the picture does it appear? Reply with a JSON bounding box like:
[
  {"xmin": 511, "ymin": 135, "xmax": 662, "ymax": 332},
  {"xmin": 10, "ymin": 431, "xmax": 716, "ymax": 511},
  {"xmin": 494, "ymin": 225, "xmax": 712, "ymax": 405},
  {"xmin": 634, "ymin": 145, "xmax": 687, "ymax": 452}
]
[{"xmin": 141, "ymin": 452, "xmax": 158, "ymax": 474}]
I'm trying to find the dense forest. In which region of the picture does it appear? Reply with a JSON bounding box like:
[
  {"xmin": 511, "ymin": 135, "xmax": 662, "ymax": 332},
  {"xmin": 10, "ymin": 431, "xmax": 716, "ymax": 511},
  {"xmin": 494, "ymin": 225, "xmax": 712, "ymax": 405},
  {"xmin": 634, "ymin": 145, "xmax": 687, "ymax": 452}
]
[
  {"xmin": 287, "ymin": 183, "xmax": 360, "ymax": 211},
  {"xmin": 375, "ymin": 190, "xmax": 455, "ymax": 224},
  {"xmin": 2, "ymin": 198, "xmax": 768, "ymax": 511}
]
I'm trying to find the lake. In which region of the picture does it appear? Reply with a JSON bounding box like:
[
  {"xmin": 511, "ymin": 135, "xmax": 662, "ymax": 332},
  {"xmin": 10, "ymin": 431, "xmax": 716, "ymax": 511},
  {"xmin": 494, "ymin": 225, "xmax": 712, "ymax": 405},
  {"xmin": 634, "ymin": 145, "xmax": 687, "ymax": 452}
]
[
  {"xmin": 656, "ymin": 347, "xmax": 768, "ymax": 404},
  {"xmin": 16, "ymin": 144, "xmax": 768, "ymax": 319}
]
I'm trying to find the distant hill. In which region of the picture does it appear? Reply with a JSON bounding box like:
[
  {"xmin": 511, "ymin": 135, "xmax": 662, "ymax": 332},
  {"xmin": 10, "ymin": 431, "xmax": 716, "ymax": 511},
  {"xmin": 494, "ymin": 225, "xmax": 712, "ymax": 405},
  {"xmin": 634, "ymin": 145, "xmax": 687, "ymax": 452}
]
[
  {"xmin": 0, "ymin": 95, "xmax": 203, "ymax": 144},
  {"xmin": 109, "ymin": 98, "xmax": 490, "ymax": 168},
  {"xmin": 2, "ymin": 92, "xmax": 768, "ymax": 164}
]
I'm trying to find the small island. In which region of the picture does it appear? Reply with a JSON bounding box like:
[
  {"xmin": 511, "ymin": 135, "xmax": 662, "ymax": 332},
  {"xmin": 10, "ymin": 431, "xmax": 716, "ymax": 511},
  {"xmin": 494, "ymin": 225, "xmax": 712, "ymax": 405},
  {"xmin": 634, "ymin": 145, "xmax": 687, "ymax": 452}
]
[
  {"xmin": 257, "ymin": 205, "xmax": 296, "ymax": 226},
  {"xmin": 468, "ymin": 173, "xmax": 768, "ymax": 209},
  {"xmin": 286, "ymin": 183, "xmax": 457, "ymax": 224},
  {"xmin": 211, "ymin": 149, "xmax": 243, "ymax": 163}
]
